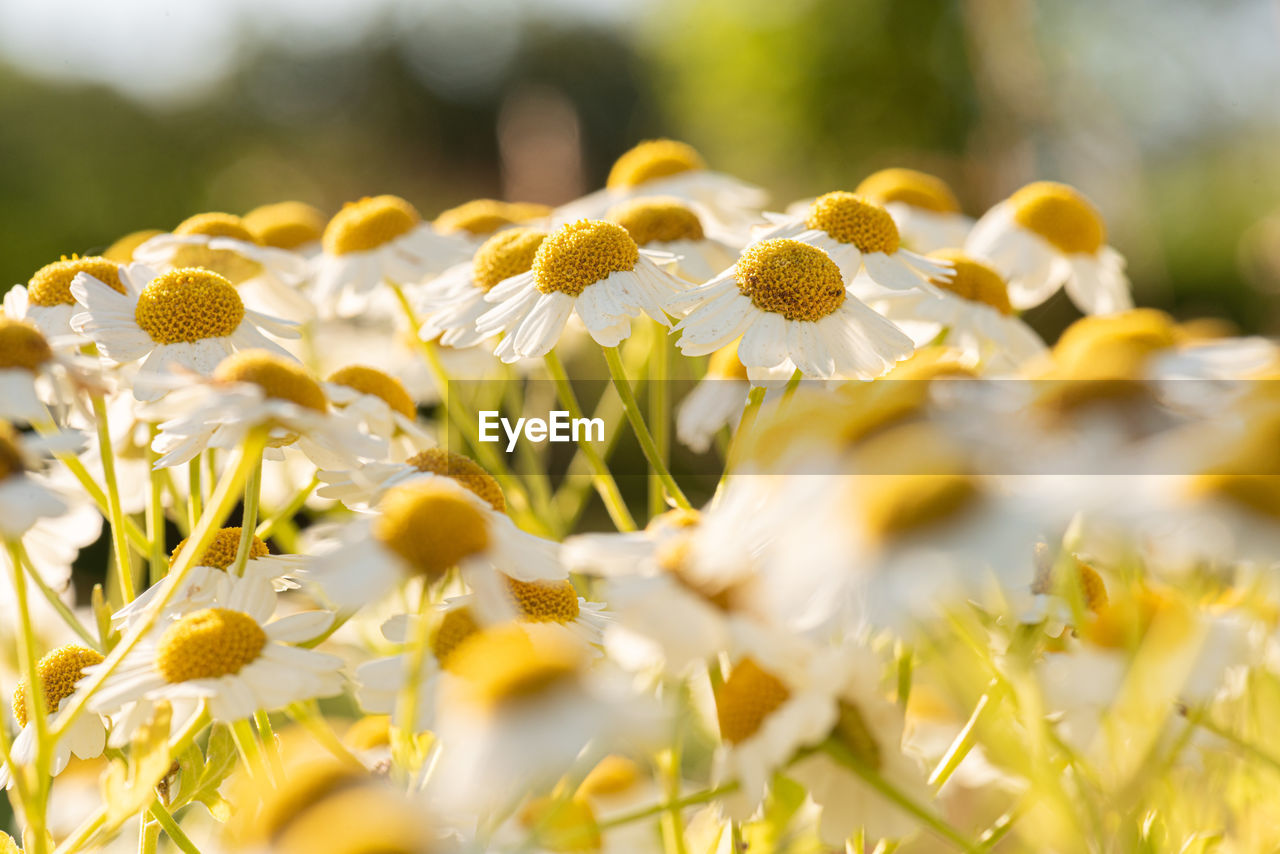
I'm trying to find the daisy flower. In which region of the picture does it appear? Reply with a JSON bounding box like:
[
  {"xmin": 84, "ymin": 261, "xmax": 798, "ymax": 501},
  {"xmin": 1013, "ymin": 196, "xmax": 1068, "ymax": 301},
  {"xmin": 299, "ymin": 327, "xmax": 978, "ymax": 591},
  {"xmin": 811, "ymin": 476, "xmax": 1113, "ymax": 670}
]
[
  {"xmin": 666, "ymin": 239, "xmax": 914, "ymax": 381},
  {"xmin": 754, "ymin": 191, "xmax": 955, "ymax": 293},
  {"xmin": 134, "ymin": 212, "xmax": 313, "ymax": 322},
  {"xmin": 317, "ymin": 447, "xmax": 502, "ymax": 512},
  {"xmin": 965, "ymin": 180, "xmax": 1132, "ymax": 314},
  {"xmin": 143, "ymin": 349, "xmax": 385, "ymax": 469},
  {"xmin": 433, "ymin": 198, "xmax": 551, "ymax": 243},
  {"xmin": 0, "ymin": 421, "xmax": 69, "ymax": 538},
  {"xmin": 854, "ymin": 167, "xmax": 973, "ymax": 253},
  {"xmin": 474, "ymin": 219, "xmax": 687, "ymax": 363},
  {"xmin": 416, "ymin": 226, "xmax": 547, "ymax": 350},
  {"xmin": 869, "ymin": 249, "xmax": 1047, "ymax": 372},
  {"xmin": 311, "ymin": 194, "xmax": 472, "ymax": 319},
  {"xmin": 88, "ymin": 571, "xmax": 342, "ymax": 728},
  {"xmin": 0, "ymin": 313, "xmax": 105, "ymax": 424},
  {"xmin": 0, "ymin": 495, "xmax": 100, "ymax": 622},
  {"xmin": 8, "ymin": 256, "xmax": 132, "ymax": 340},
  {"xmin": 306, "ymin": 474, "xmax": 562, "ymax": 610},
  {"xmin": 607, "ymin": 196, "xmax": 739, "ymax": 283},
  {"xmin": 70, "ymin": 266, "xmax": 299, "ymax": 401},
  {"xmin": 102, "ymin": 229, "xmax": 163, "ymax": 263},
  {"xmin": 324, "ymin": 363, "xmax": 432, "ymax": 458},
  {"xmin": 242, "ymin": 200, "xmax": 328, "ymax": 255},
  {"xmin": 0, "ymin": 645, "xmax": 107, "ymax": 789}
]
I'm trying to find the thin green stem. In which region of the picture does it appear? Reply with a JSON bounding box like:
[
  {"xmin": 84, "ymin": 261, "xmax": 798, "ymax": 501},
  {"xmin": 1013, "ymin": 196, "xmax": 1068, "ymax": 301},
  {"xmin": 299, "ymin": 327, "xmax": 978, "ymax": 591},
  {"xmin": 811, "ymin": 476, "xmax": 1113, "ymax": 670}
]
[
  {"xmin": 15, "ymin": 541, "xmax": 98, "ymax": 648},
  {"xmin": 602, "ymin": 345, "xmax": 691, "ymax": 511},
  {"xmin": 6, "ymin": 538, "xmax": 52, "ymax": 854},
  {"xmin": 254, "ymin": 710, "xmax": 286, "ymax": 781},
  {"xmin": 596, "ymin": 782, "xmax": 741, "ymax": 832},
  {"xmin": 148, "ymin": 801, "xmax": 202, "ymax": 854},
  {"xmin": 660, "ymin": 741, "xmax": 690, "ymax": 854},
  {"xmin": 146, "ymin": 425, "xmax": 167, "ymax": 587},
  {"xmin": 138, "ymin": 816, "xmax": 159, "ymax": 854},
  {"xmin": 928, "ymin": 692, "xmax": 990, "ymax": 790},
  {"xmin": 719, "ymin": 385, "xmax": 766, "ymax": 489},
  {"xmin": 255, "ymin": 474, "xmax": 319, "ymax": 540},
  {"xmin": 393, "ymin": 587, "xmax": 435, "ymax": 776},
  {"xmin": 232, "ymin": 455, "xmax": 264, "ymax": 577},
  {"xmin": 187, "ymin": 457, "xmax": 203, "ymax": 532},
  {"xmin": 91, "ymin": 393, "xmax": 136, "ymax": 602},
  {"xmin": 544, "ymin": 351, "xmax": 637, "ymax": 532},
  {"xmin": 52, "ymin": 811, "xmax": 107, "ymax": 854},
  {"xmin": 649, "ymin": 322, "xmax": 671, "ymax": 519},
  {"xmin": 230, "ymin": 717, "xmax": 272, "ymax": 787}
]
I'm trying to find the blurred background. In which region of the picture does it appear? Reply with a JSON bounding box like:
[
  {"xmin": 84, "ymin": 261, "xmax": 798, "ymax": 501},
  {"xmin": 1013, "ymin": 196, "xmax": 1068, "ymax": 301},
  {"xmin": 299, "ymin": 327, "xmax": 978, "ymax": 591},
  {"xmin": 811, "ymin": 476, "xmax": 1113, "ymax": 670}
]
[{"xmin": 3, "ymin": 0, "xmax": 1280, "ymax": 336}]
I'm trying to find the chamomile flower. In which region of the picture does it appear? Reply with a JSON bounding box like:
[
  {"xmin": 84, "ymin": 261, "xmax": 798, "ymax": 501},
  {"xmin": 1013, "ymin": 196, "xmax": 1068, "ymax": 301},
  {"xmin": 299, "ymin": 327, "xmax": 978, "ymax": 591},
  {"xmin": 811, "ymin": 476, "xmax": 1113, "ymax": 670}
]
[
  {"xmin": 607, "ymin": 196, "xmax": 738, "ymax": 283},
  {"xmin": 870, "ymin": 250, "xmax": 1047, "ymax": 372},
  {"xmin": 243, "ymin": 201, "xmax": 327, "ymax": 255},
  {"xmin": 667, "ymin": 239, "xmax": 914, "ymax": 381},
  {"xmin": 317, "ymin": 447, "xmax": 503, "ymax": 512},
  {"xmin": 324, "ymin": 363, "xmax": 432, "ymax": 457},
  {"xmin": 433, "ymin": 198, "xmax": 551, "ymax": 243},
  {"xmin": 70, "ymin": 266, "xmax": 300, "ymax": 401},
  {"xmin": 306, "ymin": 474, "xmax": 562, "ymax": 609},
  {"xmin": 475, "ymin": 219, "xmax": 687, "ymax": 363},
  {"xmin": 417, "ymin": 226, "xmax": 547, "ymax": 350},
  {"xmin": 0, "ymin": 313, "xmax": 104, "ymax": 423},
  {"xmin": 88, "ymin": 572, "xmax": 342, "ymax": 727},
  {"xmin": 143, "ymin": 349, "xmax": 385, "ymax": 469},
  {"xmin": 311, "ymin": 195, "xmax": 472, "ymax": 319},
  {"xmin": 103, "ymin": 229, "xmax": 163, "ymax": 263},
  {"xmin": 133, "ymin": 212, "xmax": 314, "ymax": 322},
  {"xmin": 0, "ymin": 421, "xmax": 68, "ymax": 538},
  {"xmin": 0, "ymin": 645, "xmax": 107, "ymax": 789},
  {"xmin": 9, "ymin": 256, "xmax": 132, "ymax": 340},
  {"xmin": 0, "ymin": 495, "xmax": 100, "ymax": 623},
  {"xmin": 965, "ymin": 181, "xmax": 1132, "ymax": 314},
  {"xmin": 854, "ymin": 167, "xmax": 973, "ymax": 253},
  {"xmin": 754, "ymin": 191, "xmax": 955, "ymax": 293}
]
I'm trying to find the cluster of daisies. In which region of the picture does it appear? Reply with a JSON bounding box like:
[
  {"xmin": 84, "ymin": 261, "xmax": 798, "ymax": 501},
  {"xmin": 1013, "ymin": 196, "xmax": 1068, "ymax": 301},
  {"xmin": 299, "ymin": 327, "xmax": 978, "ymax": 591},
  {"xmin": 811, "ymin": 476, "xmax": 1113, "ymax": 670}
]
[{"xmin": 2, "ymin": 137, "xmax": 1279, "ymax": 854}]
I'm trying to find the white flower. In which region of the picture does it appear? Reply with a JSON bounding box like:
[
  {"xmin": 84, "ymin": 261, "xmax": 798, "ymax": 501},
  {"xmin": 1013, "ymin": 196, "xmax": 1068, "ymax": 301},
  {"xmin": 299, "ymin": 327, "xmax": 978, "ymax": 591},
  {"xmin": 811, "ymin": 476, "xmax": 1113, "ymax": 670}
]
[
  {"xmin": 965, "ymin": 181, "xmax": 1131, "ymax": 314},
  {"xmin": 8, "ymin": 256, "xmax": 133, "ymax": 341},
  {"xmin": 242, "ymin": 200, "xmax": 327, "ymax": 257},
  {"xmin": 607, "ymin": 196, "xmax": 740, "ymax": 283},
  {"xmin": 70, "ymin": 265, "xmax": 299, "ymax": 402},
  {"xmin": 475, "ymin": 219, "xmax": 687, "ymax": 363},
  {"xmin": 854, "ymin": 167, "xmax": 973, "ymax": 253},
  {"xmin": 667, "ymin": 239, "xmax": 914, "ymax": 382},
  {"xmin": 0, "ymin": 423, "xmax": 72, "ymax": 539},
  {"xmin": 0, "ymin": 311, "xmax": 105, "ymax": 424},
  {"xmin": 323, "ymin": 363, "xmax": 433, "ymax": 459}
]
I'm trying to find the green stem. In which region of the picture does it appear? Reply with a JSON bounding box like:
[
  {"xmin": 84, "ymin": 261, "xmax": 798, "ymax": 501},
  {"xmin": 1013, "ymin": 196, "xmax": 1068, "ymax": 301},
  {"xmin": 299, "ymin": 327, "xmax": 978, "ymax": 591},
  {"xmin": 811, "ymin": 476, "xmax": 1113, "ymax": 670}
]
[
  {"xmin": 927, "ymin": 692, "xmax": 990, "ymax": 790},
  {"xmin": 148, "ymin": 801, "xmax": 202, "ymax": 854},
  {"xmin": 255, "ymin": 474, "xmax": 319, "ymax": 540},
  {"xmin": 138, "ymin": 817, "xmax": 159, "ymax": 854},
  {"xmin": 719, "ymin": 385, "xmax": 766, "ymax": 488},
  {"xmin": 230, "ymin": 717, "xmax": 272, "ymax": 786},
  {"xmin": 91, "ymin": 393, "xmax": 136, "ymax": 602},
  {"xmin": 15, "ymin": 541, "xmax": 98, "ymax": 648},
  {"xmin": 232, "ymin": 455, "xmax": 264, "ymax": 577},
  {"xmin": 285, "ymin": 701, "xmax": 363, "ymax": 767},
  {"xmin": 660, "ymin": 741, "xmax": 690, "ymax": 854},
  {"xmin": 6, "ymin": 538, "xmax": 52, "ymax": 854},
  {"xmin": 254, "ymin": 710, "xmax": 286, "ymax": 781},
  {"xmin": 596, "ymin": 782, "xmax": 741, "ymax": 832},
  {"xmin": 146, "ymin": 425, "xmax": 167, "ymax": 587},
  {"xmin": 602, "ymin": 345, "xmax": 691, "ymax": 511},
  {"xmin": 543, "ymin": 351, "xmax": 637, "ymax": 532},
  {"xmin": 52, "ymin": 811, "xmax": 107, "ymax": 854},
  {"xmin": 393, "ymin": 587, "xmax": 435, "ymax": 775},
  {"xmin": 187, "ymin": 457, "xmax": 202, "ymax": 532},
  {"xmin": 649, "ymin": 322, "xmax": 671, "ymax": 519}
]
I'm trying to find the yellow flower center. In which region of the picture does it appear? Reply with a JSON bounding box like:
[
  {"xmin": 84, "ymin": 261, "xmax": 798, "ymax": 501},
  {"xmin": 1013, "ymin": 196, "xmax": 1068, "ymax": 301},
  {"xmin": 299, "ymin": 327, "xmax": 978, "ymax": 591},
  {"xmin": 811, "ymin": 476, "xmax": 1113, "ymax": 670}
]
[
  {"xmin": 734, "ymin": 239, "xmax": 846, "ymax": 322},
  {"xmin": 373, "ymin": 480, "xmax": 491, "ymax": 580},
  {"xmin": 608, "ymin": 196, "xmax": 705, "ymax": 246},
  {"xmin": 104, "ymin": 229, "xmax": 163, "ymax": 263},
  {"xmin": 213, "ymin": 350, "xmax": 327, "ymax": 412},
  {"xmin": 432, "ymin": 607, "xmax": 480, "ymax": 666},
  {"xmin": 0, "ymin": 421, "xmax": 25, "ymax": 481},
  {"xmin": 327, "ymin": 364, "xmax": 416, "ymax": 419},
  {"xmin": 28, "ymin": 256, "xmax": 125, "ymax": 307},
  {"xmin": 855, "ymin": 424, "xmax": 980, "ymax": 540},
  {"xmin": 519, "ymin": 796, "xmax": 601, "ymax": 853},
  {"xmin": 0, "ymin": 316, "xmax": 53, "ymax": 372},
  {"xmin": 174, "ymin": 212, "xmax": 261, "ymax": 244},
  {"xmin": 1189, "ymin": 411, "xmax": 1280, "ymax": 520},
  {"xmin": 707, "ymin": 342, "xmax": 748, "ymax": 380},
  {"xmin": 243, "ymin": 201, "xmax": 327, "ymax": 250},
  {"xmin": 170, "ymin": 527, "xmax": 269, "ymax": 571},
  {"xmin": 715, "ymin": 657, "xmax": 790, "ymax": 745},
  {"xmin": 854, "ymin": 168, "xmax": 961, "ymax": 214},
  {"xmin": 445, "ymin": 625, "xmax": 580, "ymax": 708},
  {"xmin": 323, "ymin": 195, "xmax": 422, "ymax": 256},
  {"xmin": 927, "ymin": 249, "xmax": 1012, "ymax": 314},
  {"xmin": 533, "ymin": 220, "xmax": 639, "ymax": 296},
  {"xmin": 471, "ymin": 227, "xmax": 547, "ymax": 292},
  {"xmin": 157, "ymin": 608, "xmax": 268, "ymax": 683},
  {"xmin": 606, "ymin": 139, "xmax": 706, "ymax": 190},
  {"xmin": 167, "ymin": 214, "xmax": 265, "ymax": 285},
  {"xmin": 505, "ymin": 202, "xmax": 552, "ymax": 222},
  {"xmin": 405, "ymin": 448, "xmax": 506, "ymax": 512},
  {"xmin": 1032, "ymin": 547, "xmax": 1109, "ymax": 614},
  {"xmin": 134, "ymin": 269, "xmax": 245, "ymax": 345},
  {"xmin": 1008, "ymin": 181, "xmax": 1106, "ymax": 255},
  {"xmin": 502, "ymin": 575, "xmax": 581, "ymax": 623},
  {"xmin": 806, "ymin": 192, "xmax": 901, "ymax": 254},
  {"xmin": 12, "ymin": 645, "xmax": 103, "ymax": 728},
  {"xmin": 434, "ymin": 199, "xmax": 519, "ymax": 236},
  {"xmin": 578, "ymin": 755, "xmax": 640, "ymax": 798}
]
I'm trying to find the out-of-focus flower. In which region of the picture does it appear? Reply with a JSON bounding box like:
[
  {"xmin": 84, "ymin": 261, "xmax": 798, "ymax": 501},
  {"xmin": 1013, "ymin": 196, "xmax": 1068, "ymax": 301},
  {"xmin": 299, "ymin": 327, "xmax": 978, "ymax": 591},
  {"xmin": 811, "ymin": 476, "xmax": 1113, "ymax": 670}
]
[
  {"xmin": 855, "ymin": 168, "xmax": 973, "ymax": 253},
  {"xmin": 9, "ymin": 256, "xmax": 131, "ymax": 340},
  {"xmin": 433, "ymin": 198, "xmax": 550, "ymax": 243},
  {"xmin": 676, "ymin": 343, "xmax": 750, "ymax": 453},
  {"xmin": 324, "ymin": 363, "xmax": 432, "ymax": 458},
  {"xmin": 103, "ymin": 229, "xmax": 164, "ymax": 264},
  {"xmin": 0, "ymin": 313, "xmax": 106, "ymax": 423},
  {"xmin": 608, "ymin": 196, "xmax": 738, "ymax": 283},
  {"xmin": 242, "ymin": 201, "xmax": 327, "ymax": 256},
  {"xmin": 0, "ymin": 421, "xmax": 70, "ymax": 538}
]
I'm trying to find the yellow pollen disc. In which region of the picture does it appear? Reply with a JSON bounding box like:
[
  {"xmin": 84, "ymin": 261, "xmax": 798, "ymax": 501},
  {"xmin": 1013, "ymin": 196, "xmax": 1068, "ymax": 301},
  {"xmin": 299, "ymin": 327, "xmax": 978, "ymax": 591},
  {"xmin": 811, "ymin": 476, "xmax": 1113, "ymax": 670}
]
[
  {"xmin": 169, "ymin": 214, "xmax": 264, "ymax": 284},
  {"xmin": 608, "ymin": 196, "xmax": 705, "ymax": 246},
  {"xmin": 607, "ymin": 139, "xmax": 706, "ymax": 190},
  {"xmin": 134, "ymin": 269, "xmax": 245, "ymax": 345},
  {"xmin": 855, "ymin": 424, "xmax": 980, "ymax": 540},
  {"xmin": 707, "ymin": 342, "xmax": 748, "ymax": 380},
  {"xmin": 445, "ymin": 625, "xmax": 580, "ymax": 708},
  {"xmin": 715, "ymin": 657, "xmax": 790, "ymax": 745},
  {"xmin": 157, "ymin": 608, "xmax": 268, "ymax": 683},
  {"xmin": 0, "ymin": 316, "xmax": 53, "ymax": 372},
  {"xmin": 170, "ymin": 527, "xmax": 269, "ymax": 571},
  {"xmin": 1189, "ymin": 412, "xmax": 1280, "ymax": 520},
  {"xmin": 1008, "ymin": 181, "xmax": 1106, "ymax": 255},
  {"xmin": 28, "ymin": 256, "xmax": 125, "ymax": 307},
  {"xmin": 578, "ymin": 755, "xmax": 641, "ymax": 798},
  {"xmin": 243, "ymin": 201, "xmax": 327, "ymax": 249},
  {"xmin": 434, "ymin": 199, "xmax": 519, "ymax": 236},
  {"xmin": 323, "ymin": 195, "xmax": 422, "ymax": 256},
  {"xmin": 342, "ymin": 714, "xmax": 392, "ymax": 751},
  {"xmin": 505, "ymin": 202, "xmax": 553, "ymax": 222},
  {"xmin": 406, "ymin": 448, "xmax": 506, "ymax": 512},
  {"xmin": 104, "ymin": 229, "xmax": 163, "ymax": 263},
  {"xmin": 12, "ymin": 645, "xmax": 103, "ymax": 728},
  {"xmin": 471, "ymin": 227, "xmax": 546, "ymax": 292},
  {"xmin": 0, "ymin": 421, "xmax": 24, "ymax": 481},
  {"xmin": 855, "ymin": 168, "xmax": 961, "ymax": 214},
  {"xmin": 735, "ymin": 239, "xmax": 846, "ymax": 322},
  {"xmin": 502, "ymin": 574, "xmax": 581, "ymax": 623},
  {"xmin": 519, "ymin": 796, "xmax": 601, "ymax": 852},
  {"xmin": 373, "ymin": 480, "xmax": 491, "ymax": 580},
  {"xmin": 926, "ymin": 250, "xmax": 1013, "ymax": 314},
  {"xmin": 533, "ymin": 220, "xmax": 639, "ymax": 296},
  {"xmin": 432, "ymin": 607, "xmax": 480, "ymax": 665},
  {"xmin": 213, "ymin": 350, "xmax": 328, "ymax": 412},
  {"xmin": 174, "ymin": 212, "xmax": 260, "ymax": 244},
  {"xmin": 806, "ymin": 191, "xmax": 900, "ymax": 253},
  {"xmin": 327, "ymin": 364, "xmax": 416, "ymax": 419}
]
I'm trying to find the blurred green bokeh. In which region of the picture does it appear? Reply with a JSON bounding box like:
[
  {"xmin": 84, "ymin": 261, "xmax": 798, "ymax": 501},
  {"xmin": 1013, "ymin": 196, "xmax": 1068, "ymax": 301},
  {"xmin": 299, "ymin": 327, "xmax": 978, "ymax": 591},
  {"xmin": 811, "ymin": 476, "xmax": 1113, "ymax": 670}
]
[{"xmin": 1, "ymin": 0, "xmax": 1278, "ymax": 336}]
